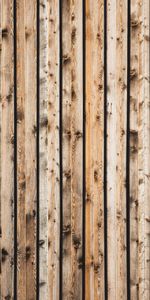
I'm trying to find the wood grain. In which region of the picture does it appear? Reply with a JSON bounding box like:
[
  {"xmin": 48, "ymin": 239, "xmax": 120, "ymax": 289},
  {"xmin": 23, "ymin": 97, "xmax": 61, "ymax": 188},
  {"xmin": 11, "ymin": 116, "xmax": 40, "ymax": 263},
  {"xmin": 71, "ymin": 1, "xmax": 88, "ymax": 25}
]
[
  {"xmin": 17, "ymin": 0, "xmax": 37, "ymax": 299},
  {"xmin": 62, "ymin": 0, "xmax": 83, "ymax": 298},
  {"xmin": 1, "ymin": 1, "xmax": 14, "ymax": 299},
  {"xmin": 130, "ymin": 0, "xmax": 139, "ymax": 298},
  {"xmin": 0, "ymin": 1, "xmax": 149, "ymax": 299},
  {"xmin": 85, "ymin": 0, "xmax": 104, "ymax": 299},
  {"xmin": 130, "ymin": 0, "xmax": 150, "ymax": 299},
  {"xmin": 39, "ymin": 0, "xmax": 60, "ymax": 299},
  {"xmin": 107, "ymin": 0, "xmax": 127, "ymax": 298}
]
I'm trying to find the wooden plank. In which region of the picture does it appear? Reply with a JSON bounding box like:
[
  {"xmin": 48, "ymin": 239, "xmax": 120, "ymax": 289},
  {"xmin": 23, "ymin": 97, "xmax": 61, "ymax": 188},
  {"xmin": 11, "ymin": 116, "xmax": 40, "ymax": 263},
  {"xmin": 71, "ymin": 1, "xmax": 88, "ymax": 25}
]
[
  {"xmin": 130, "ymin": 1, "xmax": 140, "ymax": 298},
  {"xmin": 39, "ymin": 0, "xmax": 60, "ymax": 299},
  {"xmin": 39, "ymin": 0, "xmax": 48, "ymax": 298},
  {"xmin": 1, "ymin": 0, "xmax": 14, "ymax": 299},
  {"xmin": 0, "ymin": 0, "xmax": 1, "ymax": 294},
  {"xmin": 16, "ymin": 0, "xmax": 26, "ymax": 297},
  {"xmin": 17, "ymin": 0, "xmax": 37, "ymax": 298},
  {"xmin": 141, "ymin": 1, "xmax": 150, "ymax": 297},
  {"xmin": 62, "ymin": 0, "xmax": 83, "ymax": 298},
  {"xmin": 85, "ymin": 0, "xmax": 104, "ymax": 299},
  {"xmin": 107, "ymin": 0, "xmax": 127, "ymax": 298},
  {"xmin": 47, "ymin": 0, "xmax": 60, "ymax": 298},
  {"xmin": 130, "ymin": 0, "xmax": 150, "ymax": 298}
]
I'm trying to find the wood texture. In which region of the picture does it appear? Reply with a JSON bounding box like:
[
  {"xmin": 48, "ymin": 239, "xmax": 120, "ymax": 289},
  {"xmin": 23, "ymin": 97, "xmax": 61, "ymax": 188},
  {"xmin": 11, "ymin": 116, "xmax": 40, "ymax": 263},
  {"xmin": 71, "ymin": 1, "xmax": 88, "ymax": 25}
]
[
  {"xmin": 130, "ymin": 0, "xmax": 150, "ymax": 299},
  {"xmin": 16, "ymin": 0, "xmax": 37, "ymax": 299},
  {"xmin": 39, "ymin": 0, "xmax": 60, "ymax": 299},
  {"xmin": 62, "ymin": 0, "xmax": 83, "ymax": 298},
  {"xmin": 85, "ymin": 0, "xmax": 104, "ymax": 299},
  {"xmin": 1, "ymin": 1, "xmax": 14, "ymax": 299},
  {"xmin": 107, "ymin": 0, "xmax": 127, "ymax": 298},
  {"xmin": 0, "ymin": 1, "xmax": 149, "ymax": 299}
]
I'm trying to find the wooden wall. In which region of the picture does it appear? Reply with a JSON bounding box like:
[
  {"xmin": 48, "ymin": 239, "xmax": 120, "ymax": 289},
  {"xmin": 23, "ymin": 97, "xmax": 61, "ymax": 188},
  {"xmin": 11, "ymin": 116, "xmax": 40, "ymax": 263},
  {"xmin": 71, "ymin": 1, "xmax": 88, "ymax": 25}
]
[{"xmin": 0, "ymin": 0, "xmax": 149, "ymax": 299}]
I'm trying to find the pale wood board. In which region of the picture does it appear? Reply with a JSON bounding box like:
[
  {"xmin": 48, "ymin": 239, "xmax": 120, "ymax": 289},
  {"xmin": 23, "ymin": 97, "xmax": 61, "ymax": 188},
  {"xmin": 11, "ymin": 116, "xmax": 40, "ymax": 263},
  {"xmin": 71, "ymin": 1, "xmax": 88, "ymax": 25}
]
[
  {"xmin": 107, "ymin": 0, "xmax": 127, "ymax": 298},
  {"xmin": 39, "ymin": 0, "xmax": 60, "ymax": 299},
  {"xmin": 130, "ymin": 0, "xmax": 139, "ymax": 298},
  {"xmin": 130, "ymin": 0, "xmax": 150, "ymax": 299},
  {"xmin": 1, "ymin": 1, "xmax": 14, "ymax": 299}
]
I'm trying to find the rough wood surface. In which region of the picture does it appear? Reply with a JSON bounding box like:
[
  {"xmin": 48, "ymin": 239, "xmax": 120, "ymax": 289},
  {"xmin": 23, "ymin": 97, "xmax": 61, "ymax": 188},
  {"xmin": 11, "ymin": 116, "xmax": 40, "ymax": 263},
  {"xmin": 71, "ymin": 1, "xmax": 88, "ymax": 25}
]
[
  {"xmin": 85, "ymin": 0, "xmax": 104, "ymax": 299},
  {"xmin": 39, "ymin": 0, "xmax": 60, "ymax": 299},
  {"xmin": 1, "ymin": 1, "xmax": 14, "ymax": 299},
  {"xmin": 47, "ymin": 0, "xmax": 60, "ymax": 298},
  {"xmin": 130, "ymin": 0, "xmax": 150, "ymax": 299},
  {"xmin": 107, "ymin": 0, "xmax": 127, "ymax": 298},
  {"xmin": 62, "ymin": 0, "xmax": 83, "ymax": 298},
  {"xmin": 39, "ymin": 1, "xmax": 48, "ymax": 298},
  {"xmin": 130, "ymin": 1, "xmax": 139, "ymax": 298},
  {"xmin": 17, "ymin": 0, "xmax": 37, "ymax": 299},
  {"xmin": 0, "ymin": 1, "xmax": 149, "ymax": 299}
]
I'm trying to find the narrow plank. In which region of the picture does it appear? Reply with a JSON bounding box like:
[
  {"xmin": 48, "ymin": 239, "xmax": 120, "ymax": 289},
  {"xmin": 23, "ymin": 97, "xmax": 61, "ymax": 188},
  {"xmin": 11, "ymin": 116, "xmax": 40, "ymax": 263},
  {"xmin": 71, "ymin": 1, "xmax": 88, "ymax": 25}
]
[
  {"xmin": 1, "ymin": 0, "xmax": 14, "ymax": 298},
  {"xmin": 39, "ymin": 0, "xmax": 48, "ymax": 298},
  {"xmin": 141, "ymin": 1, "xmax": 150, "ymax": 297},
  {"xmin": 25, "ymin": 1, "xmax": 37, "ymax": 298},
  {"xmin": 107, "ymin": 0, "xmax": 127, "ymax": 298},
  {"xmin": 39, "ymin": 0, "xmax": 60, "ymax": 299},
  {"xmin": 138, "ymin": 0, "xmax": 150, "ymax": 298},
  {"xmin": 130, "ymin": 0, "xmax": 150, "ymax": 298},
  {"xmin": 0, "ymin": 0, "xmax": 2, "ymax": 295},
  {"xmin": 0, "ymin": 1, "xmax": 2, "ymax": 298},
  {"xmin": 85, "ymin": 0, "xmax": 104, "ymax": 299},
  {"xmin": 62, "ymin": 0, "xmax": 83, "ymax": 298},
  {"xmin": 17, "ymin": 0, "xmax": 37, "ymax": 298},
  {"xmin": 47, "ymin": 0, "xmax": 60, "ymax": 298},
  {"xmin": 16, "ymin": 0, "xmax": 26, "ymax": 297},
  {"xmin": 130, "ymin": 1, "xmax": 140, "ymax": 298}
]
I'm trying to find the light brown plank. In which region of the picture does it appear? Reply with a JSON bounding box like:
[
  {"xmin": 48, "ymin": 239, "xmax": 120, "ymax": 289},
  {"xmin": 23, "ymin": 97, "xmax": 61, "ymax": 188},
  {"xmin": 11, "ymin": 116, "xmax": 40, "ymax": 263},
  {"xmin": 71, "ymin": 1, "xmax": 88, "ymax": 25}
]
[
  {"xmin": 39, "ymin": 0, "xmax": 48, "ymax": 298},
  {"xmin": 1, "ymin": 0, "xmax": 14, "ymax": 299},
  {"xmin": 17, "ymin": 0, "xmax": 37, "ymax": 298},
  {"xmin": 85, "ymin": 0, "xmax": 104, "ymax": 299},
  {"xmin": 141, "ymin": 1, "xmax": 150, "ymax": 297},
  {"xmin": 130, "ymin": 0, "xmax": 150, "ymax": 298},
  {"xmin": 39, "ymin": 0, "xmax": 60, "ymax": 299},
  {"xmin": 62, "ymin": 0, "xmax": 83, "ymax": 298},
  {"xmin": 47, "ymin": 0, "xmax": 60, "ymax": 299},
  {"xmin": 130, "ymin": 0, "xmax": 139, "ymax": 298},
  {"xmin": 107, "ymin": 0, "xmax": 127, "ymax": 298}
]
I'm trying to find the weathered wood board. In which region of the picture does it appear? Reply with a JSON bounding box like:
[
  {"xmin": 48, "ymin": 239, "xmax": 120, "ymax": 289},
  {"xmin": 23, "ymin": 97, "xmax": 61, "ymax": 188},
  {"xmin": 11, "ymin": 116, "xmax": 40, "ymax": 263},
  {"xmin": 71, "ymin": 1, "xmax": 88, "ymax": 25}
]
[{"xmin": 0, "ymin": 0, "xmax": 149, "ymax": 299}]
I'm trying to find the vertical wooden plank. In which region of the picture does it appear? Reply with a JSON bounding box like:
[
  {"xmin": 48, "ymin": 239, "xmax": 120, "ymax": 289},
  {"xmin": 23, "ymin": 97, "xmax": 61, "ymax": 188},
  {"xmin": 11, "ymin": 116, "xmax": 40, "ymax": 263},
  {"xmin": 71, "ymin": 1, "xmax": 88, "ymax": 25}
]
[
  {"xmin": 130, "ymin": 0, "xmax": 139, "ymax": 298},
  {"xmin": 39, "ymin": 0, "xmax": 48, "ymax": 298},
  {"xmin": 25, "ymin": 1, "xmax": 37, "ymax": 298},
  {"xmin": 0, "ymin": 0, "xmax": 1, "ymax": 294},
  {"xmin": 130, "ymin": 0, "xmax": 150, "ymax": 298},
  {"xmin": 62, "ymin": 0, "xmax": 83, "ymax": 298},
  {"xmin": 47, "ymin": 0, "xmax": 60, "ymax": 298},
  {"xmin": 16, "ymin": 0, "xmax": 26, "ymax": 297},
  {"xmin": 141, "ymin": 1, "xmax": 150, "ymax": 297},
  {"xmin": 107, "ymin": 0, "xmax": 127, "ymax": 298},
  {"xmin": 85, "ymin": 0, "xmax": 104, "ymax": 299},
  {"xmin": 39, "ymin": 0, "xmax": 60, "ymax": 299},
  {"xmin": 1, "ymin": 0, "xmax": 14, "ymax": 299},
  {"xmin": 138, "ymin": 0, "xmax": 150, "ymax": 294},
  {"xmin": 17, "ymin": 0, "xmax": 37, "ymax": 298}
]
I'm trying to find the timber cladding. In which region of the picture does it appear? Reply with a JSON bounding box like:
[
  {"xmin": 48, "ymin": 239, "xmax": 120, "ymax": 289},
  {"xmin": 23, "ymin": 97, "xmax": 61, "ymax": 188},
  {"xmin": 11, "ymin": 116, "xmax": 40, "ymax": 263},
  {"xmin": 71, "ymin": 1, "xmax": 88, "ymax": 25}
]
[{"xmin": 0, "ymin": 0, "xmax": 149, "ymax": 299}]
